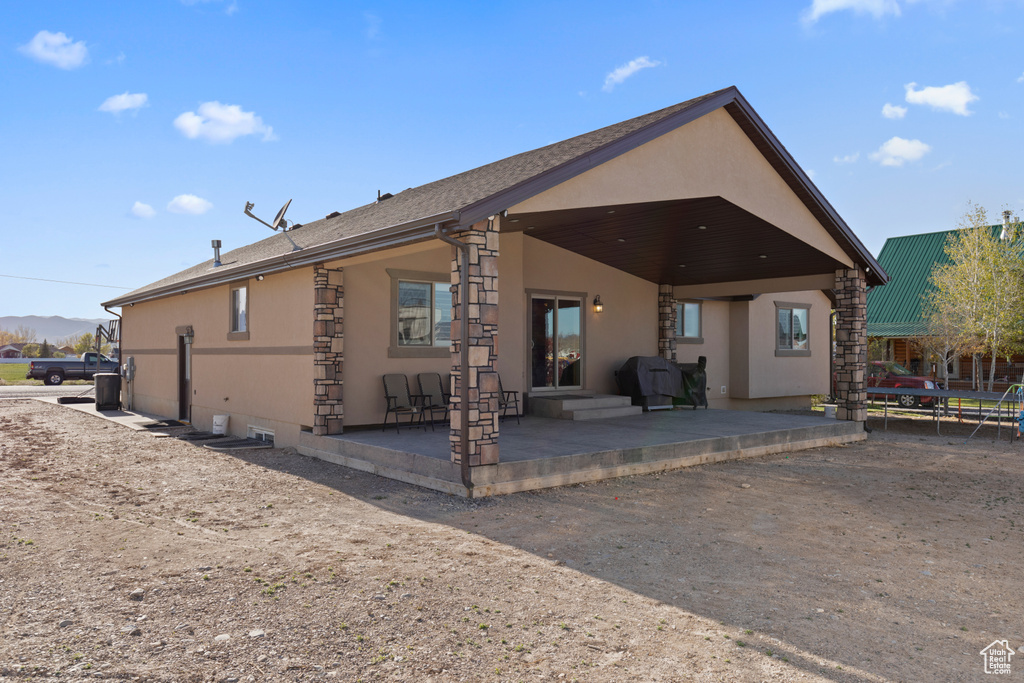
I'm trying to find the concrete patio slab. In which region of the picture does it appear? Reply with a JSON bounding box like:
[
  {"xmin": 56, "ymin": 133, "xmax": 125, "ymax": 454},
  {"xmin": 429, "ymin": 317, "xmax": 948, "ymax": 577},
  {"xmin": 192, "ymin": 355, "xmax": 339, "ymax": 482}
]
[{"xmin": 296, "ymin": 409, "xmax": 865, "ymax": 496}]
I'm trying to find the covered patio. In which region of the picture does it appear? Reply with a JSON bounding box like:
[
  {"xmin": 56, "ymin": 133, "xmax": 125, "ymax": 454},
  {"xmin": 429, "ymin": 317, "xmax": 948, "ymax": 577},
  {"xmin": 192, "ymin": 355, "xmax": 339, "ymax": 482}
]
[{"xmin": 296, "ymin": 408, "xmax": 864, "ymax": 497}]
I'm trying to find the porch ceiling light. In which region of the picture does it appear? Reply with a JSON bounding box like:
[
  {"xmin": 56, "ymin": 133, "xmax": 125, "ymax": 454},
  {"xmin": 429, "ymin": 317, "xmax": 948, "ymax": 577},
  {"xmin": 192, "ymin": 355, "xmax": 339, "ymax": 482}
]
[
  {"xmin": 593, "ymin": 295, "xmax": 604, "ymax": 313},
  {"xmin": 759, "ymin": 254, "xmax": 767, "ymax": 259}
]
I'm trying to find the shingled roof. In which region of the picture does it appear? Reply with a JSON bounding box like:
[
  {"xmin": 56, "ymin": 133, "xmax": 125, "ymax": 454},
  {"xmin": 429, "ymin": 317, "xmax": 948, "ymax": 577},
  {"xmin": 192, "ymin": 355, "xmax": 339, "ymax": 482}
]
[{"xmin": 104, "ymin": 86, "xmax": 883, "ymax": 308}]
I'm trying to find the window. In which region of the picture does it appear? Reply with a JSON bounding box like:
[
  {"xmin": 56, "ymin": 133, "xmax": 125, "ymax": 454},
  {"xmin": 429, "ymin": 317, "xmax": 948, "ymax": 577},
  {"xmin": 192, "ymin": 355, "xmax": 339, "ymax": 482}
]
[
  {"xmin": 675, "ymin": 301, "xmax": 702, "ymax": 343},
  {"xmin": 776, "ymin": 302, "xmax": 810, "ymax": 357},
  {"xmin": 388, "ymin": 269, "xmax": 451, "ymax": 358},
  {"xmin": 228, "ymin": 284, "xmax": 250, "ymax": 341}
]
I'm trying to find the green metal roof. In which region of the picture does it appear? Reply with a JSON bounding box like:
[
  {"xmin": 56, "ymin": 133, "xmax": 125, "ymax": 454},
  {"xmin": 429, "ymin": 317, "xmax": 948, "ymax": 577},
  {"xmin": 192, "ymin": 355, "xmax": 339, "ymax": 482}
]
[{"xmin": 866, "ymin": 225, "xmax": 1001, "ymax": 338}]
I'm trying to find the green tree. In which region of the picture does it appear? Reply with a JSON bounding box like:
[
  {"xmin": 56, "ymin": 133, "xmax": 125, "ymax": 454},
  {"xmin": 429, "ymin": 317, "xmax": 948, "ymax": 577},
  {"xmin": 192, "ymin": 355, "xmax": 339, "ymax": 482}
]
[
  {"xmin": 21, "ymin": 343, "xmax": 41, "ymax": 358},
  {"xmin": 72, "ymin": 333, "xmax": 94, "ymax": 356},
  {"xmin": 39, "ymin": 339, "xmax": 52, "ymax": 358},
  {"xmin": 929, "ymin": 203, "xmax": 1024, "ymax": 391}
]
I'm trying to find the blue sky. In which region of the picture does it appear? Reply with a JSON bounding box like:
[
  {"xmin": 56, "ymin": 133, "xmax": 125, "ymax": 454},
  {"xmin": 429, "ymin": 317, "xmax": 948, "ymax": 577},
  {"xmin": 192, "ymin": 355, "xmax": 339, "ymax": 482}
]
[{"xmin": 3, "ymin": 0, "xmax": 1024, "ymax": 321}]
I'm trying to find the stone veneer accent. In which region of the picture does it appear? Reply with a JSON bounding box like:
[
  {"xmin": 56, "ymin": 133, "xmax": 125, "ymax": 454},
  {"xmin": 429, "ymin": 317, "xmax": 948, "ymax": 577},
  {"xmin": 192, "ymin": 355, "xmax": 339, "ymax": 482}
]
[
  {"xmin": 313, "ymin": 265, "xmax": 344, "ymax": 436},
  {"xmin": 658, "ymin": 285, "xmax": 677, "ymax": 361},
  {"xmin": 834, "ymin": 267, "xmax": 867, "ymax": 422},
  {"xmin": 449, "ymin": 220, "xmax": 500, "ymax": 466}
]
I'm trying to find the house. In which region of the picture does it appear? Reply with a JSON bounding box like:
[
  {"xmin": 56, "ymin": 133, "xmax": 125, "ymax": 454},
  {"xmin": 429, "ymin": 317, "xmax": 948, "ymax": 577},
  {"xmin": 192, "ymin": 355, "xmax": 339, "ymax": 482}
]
[
  {"xmin": 0, "ymin": 343, "xmax": 27, "ymax": 358},
  {"xmin": 103, "ymin": 86, "xmax": 884, "ymax": 476},
  {"xmin": 866, "ymin": 223, "xmax": 1023, "ymax": 388}
]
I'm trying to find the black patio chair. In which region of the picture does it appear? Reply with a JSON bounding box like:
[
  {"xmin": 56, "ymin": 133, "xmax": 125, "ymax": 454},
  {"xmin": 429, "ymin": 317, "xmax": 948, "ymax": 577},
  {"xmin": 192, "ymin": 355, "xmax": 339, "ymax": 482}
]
[
  {"xmin": 497, "ymin": 374, "xmax": 520, "ymax": 424},
  {"xmin": 382, "ymin": 374, "xmax": 430, "ymax": 432},
  {"xmin": 417, "ymin": 372, "xmax": 450, "ymax": 426}
]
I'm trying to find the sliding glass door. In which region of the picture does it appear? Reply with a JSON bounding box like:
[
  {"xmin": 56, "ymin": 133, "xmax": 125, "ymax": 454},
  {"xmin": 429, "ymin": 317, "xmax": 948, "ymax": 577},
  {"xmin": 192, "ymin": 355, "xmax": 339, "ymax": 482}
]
[{"xmin": 530, "ymin": 294, "xmax": 582, "ymax": 391}]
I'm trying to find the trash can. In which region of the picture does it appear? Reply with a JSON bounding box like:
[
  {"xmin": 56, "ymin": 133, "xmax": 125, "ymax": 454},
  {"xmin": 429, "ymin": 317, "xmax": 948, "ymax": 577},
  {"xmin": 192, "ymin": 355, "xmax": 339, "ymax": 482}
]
[{"xmin": 94, "ymin": 373, "xmax": 121, "ymax": 411}]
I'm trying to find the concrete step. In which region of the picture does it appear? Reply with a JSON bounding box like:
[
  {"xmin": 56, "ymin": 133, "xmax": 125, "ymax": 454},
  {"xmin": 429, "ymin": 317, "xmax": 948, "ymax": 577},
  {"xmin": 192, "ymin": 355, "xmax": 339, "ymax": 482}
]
[
  {"xmin": 564, "ymin": 405, "xmax": 644, "ymax": 421},
  {"xmin": 528, "ymin": 393, "xmax": 636, "ymax": 419},
  {"xmin": 557, "ymin": 395, "xmax": 633, "ymax": 411}
]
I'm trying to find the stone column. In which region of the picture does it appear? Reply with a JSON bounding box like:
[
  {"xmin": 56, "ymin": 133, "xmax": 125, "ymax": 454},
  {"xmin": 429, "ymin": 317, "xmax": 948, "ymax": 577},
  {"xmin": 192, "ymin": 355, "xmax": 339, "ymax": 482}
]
[
  {"xmin": 834, "ymin": 267, "xmax": 866, "ymax": 422},
  {"xmin": 658, "ymin": 285, "xmax": 677, "ymax": 361},
  {"xmin": 313, "ymin": 265, "xmax": 344, "ymax": 435},
  {"xmin": 449, "ymin": 219, "xmax": 500, "ymax": 466}
]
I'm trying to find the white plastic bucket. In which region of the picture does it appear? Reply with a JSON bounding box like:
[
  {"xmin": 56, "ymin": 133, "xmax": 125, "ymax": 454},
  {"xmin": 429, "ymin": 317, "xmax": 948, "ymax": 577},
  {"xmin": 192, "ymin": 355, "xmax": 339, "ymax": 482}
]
[
  {"xmin": 212, "ymin": 414, "xmax": 229, "ymax": 435},
  {"xmin": 823, "ymin": 404, "xmax": 837, "ymax": 420}
]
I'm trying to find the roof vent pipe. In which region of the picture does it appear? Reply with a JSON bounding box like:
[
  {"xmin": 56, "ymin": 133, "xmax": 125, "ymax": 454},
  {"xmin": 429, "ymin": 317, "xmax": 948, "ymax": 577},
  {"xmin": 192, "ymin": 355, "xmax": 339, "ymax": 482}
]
[
  {"xmin": 212, "ymin": 239, "xmax": 222, "ymax": 267},
  {"xmin": 377, "ymin": 190, "xmax": 393, "ymax": 202}
]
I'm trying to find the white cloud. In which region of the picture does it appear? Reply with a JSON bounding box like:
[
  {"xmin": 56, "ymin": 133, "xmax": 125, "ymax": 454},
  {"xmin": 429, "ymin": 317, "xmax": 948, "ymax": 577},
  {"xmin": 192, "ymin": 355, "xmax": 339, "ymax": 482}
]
[
  {"xmin": 99, "ymin": 92, "xmax": 148, "ymax": 114},
  {"xmin": 167, "ymin": 194, "xmax": 213, "ymax": 215},
  {"xmin": 833, "ymin": 152, "xmax": 860, "ymax": 164},
  {"xmin": 801, "ymin": 0, "xmax": 900, "ymax": 25},
  {"xmin": 364, "ymin": 12, "xmax": 382, "ymax": 39},
  {"xmin": 18, "ymin": 30, "xmax": 88, "ymax": 69},
  {"xmin": 131, "ymin": 202, "xmax": 156, "ymax": 219},
  {"xmin": 602, "ymin": 56, "xmax": 662, "ymax": 92},
  {"xmin": 869, "ymin": 136, "xmax": 931, "ymax": 166},
  {"xmin": 999, "ymin": 111, "xmax": 1011, "ymax": 120},
  {"xmin": 904, "ymin": 81, "xmax": 978, "ymax": 116},
  {"xmin": 1017, "ymin": 72, "xmax": 1024, "ymax": 84},
  {"xmin": 181, "ymin": 0, "xmax": 238, "ymax": 14},
  {"xmin": 173, "ymin": 101, "xmax": 276, "ymax": 143},
  {"xmin": 882, "ymin": 103, "xmax": 907, "ymax": 119}
]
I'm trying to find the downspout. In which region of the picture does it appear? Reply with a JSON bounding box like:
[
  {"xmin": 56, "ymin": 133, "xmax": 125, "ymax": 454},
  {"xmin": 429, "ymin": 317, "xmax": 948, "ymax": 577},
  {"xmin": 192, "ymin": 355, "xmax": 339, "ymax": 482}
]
[
  {"xmin": 434, "ymin": 223, "xmax": 473, "ymax": 496},
  {"xmin": 104, "ymin": 305, "xmax": 125, "ymax": 409}
]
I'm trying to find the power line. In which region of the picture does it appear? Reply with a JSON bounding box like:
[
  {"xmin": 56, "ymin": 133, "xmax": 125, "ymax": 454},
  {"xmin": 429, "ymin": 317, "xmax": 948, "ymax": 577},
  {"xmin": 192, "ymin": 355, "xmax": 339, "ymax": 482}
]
[{"xmin": 0, "ymin": 273, "xmax": 131, "ymax": 290}]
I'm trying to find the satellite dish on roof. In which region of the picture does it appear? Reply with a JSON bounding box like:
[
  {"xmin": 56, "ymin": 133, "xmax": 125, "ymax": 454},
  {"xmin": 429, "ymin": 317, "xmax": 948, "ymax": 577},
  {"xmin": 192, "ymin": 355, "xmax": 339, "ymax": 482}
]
[
  {"xmin": 272, "ymin": 199, "xmax": 292, "ymax": 230},
  {"xmin": 243, "ymin": 198, "xmax": 302, "ymax": 251},
  {"xmin": 244, "ymin": 199, "xmax": 294, "ymax": 232}
]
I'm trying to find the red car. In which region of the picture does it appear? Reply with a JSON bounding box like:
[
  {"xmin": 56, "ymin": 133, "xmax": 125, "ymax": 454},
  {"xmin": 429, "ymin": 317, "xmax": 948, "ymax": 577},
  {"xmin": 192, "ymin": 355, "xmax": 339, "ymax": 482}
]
[{"xmin": 867, "ymin": 361, "xmax": 938, "ymax": 408}]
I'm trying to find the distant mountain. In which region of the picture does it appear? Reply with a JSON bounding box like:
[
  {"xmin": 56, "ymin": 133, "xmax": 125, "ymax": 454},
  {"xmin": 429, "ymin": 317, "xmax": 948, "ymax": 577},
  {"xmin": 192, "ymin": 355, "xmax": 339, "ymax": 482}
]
[{"xmin": 0, "ymin": 315, "xmax": 112, "ymax": 343}]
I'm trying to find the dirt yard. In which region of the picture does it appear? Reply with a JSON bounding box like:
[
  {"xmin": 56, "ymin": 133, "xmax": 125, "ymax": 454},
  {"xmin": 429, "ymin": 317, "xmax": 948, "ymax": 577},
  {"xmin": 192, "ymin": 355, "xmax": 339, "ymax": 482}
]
[{"xmin": 1, "ymin": 400, "xmax": 1021, "ymax": 682}]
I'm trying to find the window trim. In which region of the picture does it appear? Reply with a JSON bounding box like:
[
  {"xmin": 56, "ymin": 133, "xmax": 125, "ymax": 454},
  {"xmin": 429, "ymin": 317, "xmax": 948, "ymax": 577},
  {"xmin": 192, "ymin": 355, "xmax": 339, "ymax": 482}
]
[
  {"xmin": 675, "ymin": 300, "xmax": 703, "ymax": 345},
  {"xmin": 227, "ymin": 282, "xmax": 250, "ymax": 341},
  {"xmin": 775, "ymin": 301, "xmax": 810, "ymax": 357},
  {"xmin": 387, "ymin": 268, "xmax": 450, "ymax": 358}
]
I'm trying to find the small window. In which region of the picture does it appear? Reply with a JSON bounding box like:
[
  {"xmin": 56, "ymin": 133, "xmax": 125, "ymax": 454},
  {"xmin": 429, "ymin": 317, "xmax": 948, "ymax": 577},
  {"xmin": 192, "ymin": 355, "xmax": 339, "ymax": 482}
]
[
  {"xmin": 675, "ymin": 301, "xmax": 702, "ymax": 343},
  {"xmin": 228, "ymin": 284, "xmax": 250, "ymax": 341},
  {"xmin": 388, "ymin": 269, "xmax": 450, "ymax": 358},
  {"xmin": 231, "ymin": 286, "xmax": 248, "ymax": 332},
  {"xmin": 776, "ymin": 303, "xmax": 810, "ymax": 357}
]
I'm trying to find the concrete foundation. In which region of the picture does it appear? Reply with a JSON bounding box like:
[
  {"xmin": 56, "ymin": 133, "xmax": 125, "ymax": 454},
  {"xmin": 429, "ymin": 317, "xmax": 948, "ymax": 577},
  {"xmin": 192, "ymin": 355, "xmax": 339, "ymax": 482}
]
[{"xmin": 297, "ymin": 409, "xmax": 865, "ymax": 497}]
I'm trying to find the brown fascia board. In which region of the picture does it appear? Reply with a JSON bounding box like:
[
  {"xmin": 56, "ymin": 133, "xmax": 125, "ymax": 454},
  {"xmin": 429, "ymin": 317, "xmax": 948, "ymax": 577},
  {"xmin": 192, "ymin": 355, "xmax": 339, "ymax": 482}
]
[
  {"xmin": 457, "ymin": 86, "xmax": 888, "ymax": 288},
  {"xmin": 102, "ymin": 211, "xmax": 461, "ymax": 308}
]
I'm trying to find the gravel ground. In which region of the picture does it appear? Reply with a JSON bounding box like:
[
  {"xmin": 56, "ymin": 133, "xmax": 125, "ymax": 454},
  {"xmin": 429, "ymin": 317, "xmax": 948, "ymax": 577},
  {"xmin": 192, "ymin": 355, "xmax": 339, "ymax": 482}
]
[{"xmin": 1, "ymin": 399, "xmax": 1022, "ymax": 682}]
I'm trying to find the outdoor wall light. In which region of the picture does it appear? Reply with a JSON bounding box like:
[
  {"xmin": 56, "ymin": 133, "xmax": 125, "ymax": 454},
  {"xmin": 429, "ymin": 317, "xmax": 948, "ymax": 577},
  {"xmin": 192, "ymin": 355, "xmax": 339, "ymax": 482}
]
[
  {"xmin": 593, "ymin": 295, "xmax": 604, "ymax": 313},
  {"xmin": 183, "ymin": 326, "xmax": 195, "ymax": 345},
  {"xmin": 256, "ymin": 274, "xmax": 265, "ymax": 281}
]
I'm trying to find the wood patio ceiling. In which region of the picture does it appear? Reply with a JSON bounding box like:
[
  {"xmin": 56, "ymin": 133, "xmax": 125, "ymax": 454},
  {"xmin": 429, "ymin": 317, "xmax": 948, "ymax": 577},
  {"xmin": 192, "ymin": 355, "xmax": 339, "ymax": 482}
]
[{"xmin": 504, "ymin": 197, "xmax": 846, "ymax": 287}]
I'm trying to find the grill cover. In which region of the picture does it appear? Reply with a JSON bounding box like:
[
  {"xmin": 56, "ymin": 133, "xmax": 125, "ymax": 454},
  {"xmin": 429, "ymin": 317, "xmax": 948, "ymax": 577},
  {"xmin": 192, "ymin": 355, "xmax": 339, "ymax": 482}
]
[{"xmin": 616, "ymin": 356, "xmax": 708, "ymax": 409}]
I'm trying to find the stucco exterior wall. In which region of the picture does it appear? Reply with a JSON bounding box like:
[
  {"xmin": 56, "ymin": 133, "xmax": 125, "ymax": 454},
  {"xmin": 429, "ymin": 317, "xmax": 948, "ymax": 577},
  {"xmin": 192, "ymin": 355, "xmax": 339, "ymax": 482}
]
[
  {"xmin": 726, "ymin": 289, "xmax": 830, "ymax": 407},
  {"xmin": 509, "ymin": 109, "xmax": 853, "ymax": 268},
  {"xmin": 334, "ymin": 242, "xmax": 452, "ymax": 427},
  {"xmin": 675, "ymin": 299, "xmax": 731, "ymax": 408},
  {"xmin": 121, "ymin": 267, "xmax": 314, "ymax": 441},
  {"xmin": 521, "ymin": 235, "xmax": 659, "ymax": 395}
]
